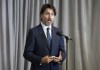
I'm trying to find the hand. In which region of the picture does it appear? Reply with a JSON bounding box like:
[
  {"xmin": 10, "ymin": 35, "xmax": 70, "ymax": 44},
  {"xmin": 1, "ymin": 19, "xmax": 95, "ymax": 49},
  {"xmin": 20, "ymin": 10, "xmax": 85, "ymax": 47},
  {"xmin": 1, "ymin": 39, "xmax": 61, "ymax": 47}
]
[
  {"xmin": 41, "ymin": 55, "xmax": 53, "ymax": 64},
  {"xmin": 53, "ymin": 51, "xmax": 62, "ymax": 62}
]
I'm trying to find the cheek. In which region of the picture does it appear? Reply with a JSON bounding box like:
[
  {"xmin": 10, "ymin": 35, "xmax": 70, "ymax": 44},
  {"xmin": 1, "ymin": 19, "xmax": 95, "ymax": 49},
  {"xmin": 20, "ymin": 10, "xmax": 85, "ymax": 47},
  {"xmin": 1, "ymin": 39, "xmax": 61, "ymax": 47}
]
[
  {"xmin": 41, "ymin": 15, "xmax": 46, "ymax": 19},
  {"xmin": 43, "ymin": 17, "xmax": 48, "ymax": 21},
  {"xmin": 53, "ymin": 16, "xmax": 55, "ymax": 18},
  {"xmin": 42, "ymin": 16, "xmax": 46, "ymax": 20},
  {"xmin": 44, "ymin": 17, "xmax": 49, "ymax": 20},
  {"xmin": 51, "ymin": 16, "xmax": 54, "ymax": 19}
]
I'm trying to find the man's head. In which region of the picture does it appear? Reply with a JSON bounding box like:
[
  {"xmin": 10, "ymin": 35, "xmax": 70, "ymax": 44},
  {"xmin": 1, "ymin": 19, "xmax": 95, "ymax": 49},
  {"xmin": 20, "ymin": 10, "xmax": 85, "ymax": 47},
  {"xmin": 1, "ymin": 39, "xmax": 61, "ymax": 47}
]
[{"xmin": 40, "ymin": 4, "xmax": 56, "ymax": 26}]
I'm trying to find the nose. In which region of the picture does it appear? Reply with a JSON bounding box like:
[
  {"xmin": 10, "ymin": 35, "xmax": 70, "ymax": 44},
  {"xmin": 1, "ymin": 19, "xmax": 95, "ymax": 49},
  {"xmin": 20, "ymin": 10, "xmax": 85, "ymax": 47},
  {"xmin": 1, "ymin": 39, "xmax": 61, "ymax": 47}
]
[{"xmin": 49, "ymin": 14, "xmax": 53, "ymax": 19}]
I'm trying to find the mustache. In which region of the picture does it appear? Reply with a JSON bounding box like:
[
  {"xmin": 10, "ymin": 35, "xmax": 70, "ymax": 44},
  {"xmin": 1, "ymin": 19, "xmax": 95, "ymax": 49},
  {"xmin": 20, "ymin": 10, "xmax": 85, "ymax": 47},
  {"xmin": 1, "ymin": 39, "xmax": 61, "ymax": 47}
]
[{"xmin": 48, "ymin": 19, "xmax": 52, "ymax": 21}]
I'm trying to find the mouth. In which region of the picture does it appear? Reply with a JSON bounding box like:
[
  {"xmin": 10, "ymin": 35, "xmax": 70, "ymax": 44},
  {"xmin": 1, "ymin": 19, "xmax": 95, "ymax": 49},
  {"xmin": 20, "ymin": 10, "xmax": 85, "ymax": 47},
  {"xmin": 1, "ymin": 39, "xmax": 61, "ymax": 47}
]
[
  {"xmin": 48, "ymin": 21, "xmax": 51, "ymax": 22},
  {"xmin": 47, "ymin": 21, "xmax": 52, "ymax": 24},
  {"xmin": 48, "ymin": 19, "xmax": 52, "ymax": 21}
]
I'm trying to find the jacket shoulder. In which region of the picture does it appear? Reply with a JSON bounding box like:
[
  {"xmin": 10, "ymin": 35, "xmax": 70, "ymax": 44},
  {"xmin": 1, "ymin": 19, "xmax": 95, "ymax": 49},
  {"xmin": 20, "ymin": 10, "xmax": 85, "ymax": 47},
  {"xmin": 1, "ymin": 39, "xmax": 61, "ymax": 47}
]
[
  {"xmin": 29, "ymin": 25, "xmax": 41, "ymax": 32},
  {"xmin": 52, "ymin": 26, "xmax": 62, "ymax": 32}
]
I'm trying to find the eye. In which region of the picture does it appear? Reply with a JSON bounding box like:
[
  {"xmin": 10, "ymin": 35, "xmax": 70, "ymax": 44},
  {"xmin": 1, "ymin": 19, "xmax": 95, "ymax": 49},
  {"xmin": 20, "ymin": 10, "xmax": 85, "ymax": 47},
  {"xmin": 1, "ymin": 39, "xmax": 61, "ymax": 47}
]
[
  {"xmin": 46, "ymin": 13, "xmax": 49, "ymax": 15},
  {"xmin": 51, "ymin": 13, "xmax": 54, "ymax": 16}
]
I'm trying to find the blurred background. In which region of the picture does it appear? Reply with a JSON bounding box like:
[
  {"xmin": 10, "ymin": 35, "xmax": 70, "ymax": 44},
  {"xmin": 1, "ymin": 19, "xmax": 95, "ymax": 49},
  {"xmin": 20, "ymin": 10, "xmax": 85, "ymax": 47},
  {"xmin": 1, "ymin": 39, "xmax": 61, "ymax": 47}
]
[{"xmin": 0, "ymin": 0, "xmax": 100, "ymax": 70}]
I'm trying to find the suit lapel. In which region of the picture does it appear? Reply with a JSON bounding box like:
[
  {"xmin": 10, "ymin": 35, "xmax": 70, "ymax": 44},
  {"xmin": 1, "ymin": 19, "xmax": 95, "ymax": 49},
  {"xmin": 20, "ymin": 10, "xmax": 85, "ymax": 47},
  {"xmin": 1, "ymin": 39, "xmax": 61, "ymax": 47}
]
[
  {"xmin": 38, "ymin": 24, "xmax": 50, "ymax": 50},
  {"xmin": 51, "ymin": 26, "xmax": 56, "ymax": 50}
]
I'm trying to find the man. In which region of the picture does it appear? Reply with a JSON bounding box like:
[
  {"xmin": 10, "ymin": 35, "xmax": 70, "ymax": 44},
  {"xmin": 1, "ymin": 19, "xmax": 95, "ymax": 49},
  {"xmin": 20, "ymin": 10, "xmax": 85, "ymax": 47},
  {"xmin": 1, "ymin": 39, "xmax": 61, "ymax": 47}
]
[{"xmin": 23, "ymin": 4, "xmax": 66, "ymax": 70}]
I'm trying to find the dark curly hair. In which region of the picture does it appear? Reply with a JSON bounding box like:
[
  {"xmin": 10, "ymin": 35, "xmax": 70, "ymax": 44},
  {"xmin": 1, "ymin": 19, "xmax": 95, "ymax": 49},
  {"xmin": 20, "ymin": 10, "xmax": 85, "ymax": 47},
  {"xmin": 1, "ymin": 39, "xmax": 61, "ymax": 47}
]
[{"xmin": 40, "ymin": 4, "xmax": 56, "ymax": 16}]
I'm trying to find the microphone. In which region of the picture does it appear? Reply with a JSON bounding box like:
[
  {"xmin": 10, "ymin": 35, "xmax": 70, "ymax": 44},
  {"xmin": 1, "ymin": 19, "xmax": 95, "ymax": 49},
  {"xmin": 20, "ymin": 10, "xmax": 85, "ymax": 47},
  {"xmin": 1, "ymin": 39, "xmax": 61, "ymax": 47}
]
[{"xmin": 56, "ymin": 31, "xmax": 72, "ymax": 40}]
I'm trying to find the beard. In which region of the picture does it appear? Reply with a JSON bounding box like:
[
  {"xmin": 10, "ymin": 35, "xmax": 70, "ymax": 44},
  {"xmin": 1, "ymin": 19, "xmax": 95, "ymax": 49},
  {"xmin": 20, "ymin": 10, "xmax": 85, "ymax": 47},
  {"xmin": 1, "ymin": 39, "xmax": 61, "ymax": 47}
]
[
  {"xmin": 41, "ymin": 19, "xmax": 54, "ymax": 26},
  {"xmin": 45, "ymin": 20, "xmax": 54, "ymax": 26},
  {"xmin": 45, "ymin": 22, "xmax": 52, "ymax": 26}
]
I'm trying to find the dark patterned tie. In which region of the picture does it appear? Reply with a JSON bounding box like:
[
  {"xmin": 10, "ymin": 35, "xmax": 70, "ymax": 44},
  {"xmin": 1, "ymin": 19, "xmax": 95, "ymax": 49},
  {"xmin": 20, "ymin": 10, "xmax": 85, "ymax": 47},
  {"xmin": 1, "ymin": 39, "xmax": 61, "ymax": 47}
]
[{"xmin": 47, "ymin": 28, "xmax": 51, "ymax": 46}]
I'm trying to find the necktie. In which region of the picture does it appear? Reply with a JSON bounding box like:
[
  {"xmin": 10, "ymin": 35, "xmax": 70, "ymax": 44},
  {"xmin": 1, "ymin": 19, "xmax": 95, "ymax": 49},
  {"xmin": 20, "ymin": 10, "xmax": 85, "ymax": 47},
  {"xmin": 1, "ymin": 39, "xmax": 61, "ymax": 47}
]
[{"xmin": 47, "ymin": 28, "xmax": 51, "ymax": 46}]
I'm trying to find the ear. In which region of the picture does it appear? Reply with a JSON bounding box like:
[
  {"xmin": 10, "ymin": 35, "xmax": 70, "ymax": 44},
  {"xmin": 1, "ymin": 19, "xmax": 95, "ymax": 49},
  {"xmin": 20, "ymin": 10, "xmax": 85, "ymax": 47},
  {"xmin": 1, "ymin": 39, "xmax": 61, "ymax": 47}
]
[
  {"xmin": 40, "ymin": 14, "xmax": 42, "ymax": 20},
  {"xmin": 41, "ymin": 14, "xmax": 43, "ymax": 17}
]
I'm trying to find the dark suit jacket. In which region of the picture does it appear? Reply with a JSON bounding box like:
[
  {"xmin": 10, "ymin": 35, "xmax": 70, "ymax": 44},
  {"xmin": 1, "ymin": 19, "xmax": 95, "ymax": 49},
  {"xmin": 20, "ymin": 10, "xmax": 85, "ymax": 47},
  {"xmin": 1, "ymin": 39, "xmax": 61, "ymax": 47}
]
[{"xmin": 23, "ymin": 24, "xmax": 66, "ymax": 70}]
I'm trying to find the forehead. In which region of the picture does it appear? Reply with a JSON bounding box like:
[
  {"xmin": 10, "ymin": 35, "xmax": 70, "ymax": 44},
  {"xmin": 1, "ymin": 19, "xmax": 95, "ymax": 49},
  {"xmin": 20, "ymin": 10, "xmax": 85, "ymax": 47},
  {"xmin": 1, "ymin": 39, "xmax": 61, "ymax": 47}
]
[{"xmin": 43, "ymin": 8, "xmax": 54, "ymax": 13}]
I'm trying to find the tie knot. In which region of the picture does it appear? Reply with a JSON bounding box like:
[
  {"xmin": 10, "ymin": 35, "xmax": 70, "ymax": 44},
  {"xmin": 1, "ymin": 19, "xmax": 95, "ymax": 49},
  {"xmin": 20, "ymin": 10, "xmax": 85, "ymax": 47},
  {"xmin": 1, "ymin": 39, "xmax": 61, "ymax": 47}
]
[{"xmin": 47, "ymin": 28, "xmax": 50, "ymax": 31}]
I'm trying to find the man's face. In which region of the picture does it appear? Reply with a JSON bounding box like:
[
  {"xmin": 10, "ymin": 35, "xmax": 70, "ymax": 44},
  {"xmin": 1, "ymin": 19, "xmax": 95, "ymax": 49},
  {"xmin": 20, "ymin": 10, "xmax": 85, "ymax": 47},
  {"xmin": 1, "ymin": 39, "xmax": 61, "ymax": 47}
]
[{"xmin": 41, "ymin": 8, "xmax": 55, "ymax": 26}]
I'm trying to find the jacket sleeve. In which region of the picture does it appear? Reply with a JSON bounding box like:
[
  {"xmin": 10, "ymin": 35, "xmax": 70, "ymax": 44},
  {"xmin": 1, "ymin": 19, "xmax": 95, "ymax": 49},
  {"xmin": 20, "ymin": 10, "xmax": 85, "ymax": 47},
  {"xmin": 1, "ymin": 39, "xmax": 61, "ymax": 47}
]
[
  {"xmin": 23, "ymin": 29, "xmax": 42, "ymax": 65},
  {"xmin": 59, "ymin": 36, "xmax": 67, "ymax": 64}
]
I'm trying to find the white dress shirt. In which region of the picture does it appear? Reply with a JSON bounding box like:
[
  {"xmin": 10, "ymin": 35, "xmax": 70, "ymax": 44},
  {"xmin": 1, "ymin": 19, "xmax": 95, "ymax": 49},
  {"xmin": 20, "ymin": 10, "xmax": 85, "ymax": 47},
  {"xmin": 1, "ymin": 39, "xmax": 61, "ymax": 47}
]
[{"xmin": 41, "ymin": 22, "xmax": 52, "ymax": 38}]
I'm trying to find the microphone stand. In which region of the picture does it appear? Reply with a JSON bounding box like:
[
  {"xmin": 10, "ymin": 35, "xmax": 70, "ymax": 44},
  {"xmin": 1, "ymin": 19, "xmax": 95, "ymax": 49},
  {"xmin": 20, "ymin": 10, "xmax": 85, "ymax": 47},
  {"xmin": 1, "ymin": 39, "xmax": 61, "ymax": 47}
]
[
  {"xmin": 64, "ymin": 35, "xmax": 75, "ymax": 70},
  {"xmin": 64, "ymin": 36, "xmax": 71, "ymax": 70},
  {"xmin": 56, "ymin": 32, "xmax": 73, "ymax": 70},
  {"xmin": 65, "ymin": 37, "xmax": 69, "ymax": 70}
]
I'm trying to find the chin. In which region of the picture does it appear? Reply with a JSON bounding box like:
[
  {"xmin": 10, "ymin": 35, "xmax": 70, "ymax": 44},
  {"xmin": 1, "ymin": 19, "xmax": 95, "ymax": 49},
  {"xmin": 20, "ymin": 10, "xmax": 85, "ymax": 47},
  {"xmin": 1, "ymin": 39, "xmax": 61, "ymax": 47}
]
[
  {"xmin": 45, "ymin": 22, "xmax": 51, "ymax": 26},
  {"xmin": 47, "ymin": 23, "xmax": 52, "ymax": 26},
  {"xmin": 46, "ymin": 24, "xmax": 50, "ymax": 26}
]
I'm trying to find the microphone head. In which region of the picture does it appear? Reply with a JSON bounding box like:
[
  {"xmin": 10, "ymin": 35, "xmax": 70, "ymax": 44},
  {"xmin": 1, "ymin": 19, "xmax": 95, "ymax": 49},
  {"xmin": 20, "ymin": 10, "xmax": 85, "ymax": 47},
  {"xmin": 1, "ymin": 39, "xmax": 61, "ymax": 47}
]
[
  {"xmin": 56, "ymin": 31, "xmax": 72, "ymax": 40},
  {"xmin": 56, "ymin": 31, "xmax": 63, "ymax": 36}
]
